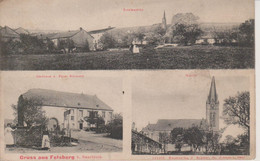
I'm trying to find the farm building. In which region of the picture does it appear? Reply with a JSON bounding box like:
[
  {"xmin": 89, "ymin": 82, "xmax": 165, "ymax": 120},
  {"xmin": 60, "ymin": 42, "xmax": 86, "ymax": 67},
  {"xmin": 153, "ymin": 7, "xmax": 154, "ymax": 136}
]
[
  {"xmin": 50, "ymin": 27, "xmax": 95, "ymax": 51},
  {"xmin": 33, "ymin": 27, "xmax": 95, "ymax": 51},
  {"xmin": 0, "ymin": 26, "xmax": 20, "ymax": 42},
  {"xmin": 17, "ymin": 89, "xmax": 114, "ymax": 131},
  {"xmin": 88, "ymin": 26, "xmax": 115, "ymax": 49}
]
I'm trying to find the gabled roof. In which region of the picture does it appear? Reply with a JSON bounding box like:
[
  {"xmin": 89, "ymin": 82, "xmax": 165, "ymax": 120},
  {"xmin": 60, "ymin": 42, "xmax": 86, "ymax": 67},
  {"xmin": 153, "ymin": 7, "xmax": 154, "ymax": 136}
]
[
  {"xmin": 142, "ymin": 119, "xmax": 202, "ymax": 132},
  {"xmin": 207, "ymin": 76, "xmax": 218, "ymax": 103},
  {"xmin": 15, "ymin": 27, "xmax": 30, "ymax": 34},
  {"xmin": 50, "ymin": 30, "xmax": 80, "ymax": 39},
  {"xmin": 0, "ymin": 26, "xmax": 20, "ymax": 38},
  {"xmin": 22, "ymin": 89, "xmax": 113, "ymax": 111},
  {"xmin": 88, "ymin": 27, "xmax": 115, "ymax": 34},
  {"xmin": 132, "ymin": 130, "xmax": 162, "ymax": 146},
  {"xmin": 32, "ymin": 33, "xmax": 58, "ymax": 40}
]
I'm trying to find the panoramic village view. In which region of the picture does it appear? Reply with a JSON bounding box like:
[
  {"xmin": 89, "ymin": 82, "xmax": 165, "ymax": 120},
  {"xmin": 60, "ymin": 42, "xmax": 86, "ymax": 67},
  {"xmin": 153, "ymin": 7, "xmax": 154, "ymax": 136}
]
[
  {"xmin": 3, "ymin": 76, "xmax": 123, "ymax": 153},
  {"xmin": 132, "ymin": 73, "xmax": 250, "ymax": 155},
  {"xmin": 0, "ymin": 0, "xmax": 254, "ymax": 70}
]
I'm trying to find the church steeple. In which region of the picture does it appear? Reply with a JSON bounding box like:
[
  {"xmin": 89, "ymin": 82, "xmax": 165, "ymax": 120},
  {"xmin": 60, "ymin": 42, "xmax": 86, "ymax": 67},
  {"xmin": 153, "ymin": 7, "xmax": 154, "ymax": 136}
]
[
  {"xmin": 162, "ymin": 10, "xmax": 167, "ymax": 30},
  {"xmin": 206, "ymin": 76, "xmax": 219, "ymax": 132},
  {"xmin": 207, "ymin": 76, "xmax": 218, "ymax": 104}
]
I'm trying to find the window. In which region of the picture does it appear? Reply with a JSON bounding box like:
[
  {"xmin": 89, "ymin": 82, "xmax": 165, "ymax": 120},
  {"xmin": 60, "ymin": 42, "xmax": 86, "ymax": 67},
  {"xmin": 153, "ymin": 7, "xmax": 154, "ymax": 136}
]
[
  {"xmin": 109, "ymin": 112, "xmax": 113, "ymax": 120},
  {"xmin": 79, "ymin": 110, "xmax": 83, "ymax": 117},
  {"xmin": 102, "ymin": 111, "xmax": 106, "ymax": 118},
  {"xmin": 71, "ymin": 116, "xmax": 74, "ymax": 121}
]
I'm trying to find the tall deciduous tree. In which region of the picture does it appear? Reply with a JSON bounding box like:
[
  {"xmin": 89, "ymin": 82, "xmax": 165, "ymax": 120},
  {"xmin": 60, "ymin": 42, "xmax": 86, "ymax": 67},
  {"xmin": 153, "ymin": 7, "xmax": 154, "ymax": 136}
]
[
  {"xmin": 238, "ymin": 19, "xmax": 254, "ymax": 46},
  {"xmin": 170, "ymin": 127, "xmax": 185, "ymax": 151},
  {"xmin": 172, "ymin": 23, "xmax": 203, "ymax": 45},
  {"xmin": 13, "ymin": 97, "xmax": 47, "ymax": 127},
  {"xmin": 165, "ymin": 13, "xmax": 203, "ymax": 45},
  {"xmin": 184, "ymin": 126, "xmax": 204, "ymax": 152},
  {"xmin": 99, "ymin": 32, "xmax": 116, "ymax": 50},
  {"xmin": 222, "ymin": 91, "xmax": 250, "ymax": 135},
  {"xmin": 159, "ymin": 132, "xmax": 171, "ymax": 153}
]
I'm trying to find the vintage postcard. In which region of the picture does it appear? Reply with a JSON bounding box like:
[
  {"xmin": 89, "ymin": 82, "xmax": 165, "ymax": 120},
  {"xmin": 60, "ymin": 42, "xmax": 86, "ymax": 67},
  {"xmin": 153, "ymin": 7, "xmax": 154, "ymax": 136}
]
[
  {"xmin": 0, "ymin": 0, "xmax": 256, "ymax": 160},
  {"xmin": 0, "ymin": 0, "xmax": 255, "ymax": 70}
]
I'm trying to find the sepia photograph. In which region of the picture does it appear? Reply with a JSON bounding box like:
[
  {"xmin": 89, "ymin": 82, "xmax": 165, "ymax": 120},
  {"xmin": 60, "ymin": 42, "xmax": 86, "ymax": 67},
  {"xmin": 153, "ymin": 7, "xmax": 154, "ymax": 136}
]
[
  {"xmin": 131, "ymin": 71, "xmax": 254, "ymax": 156},
  {"xmin": 0, "ymin": 0, "xmax": 255, "ymax": 70},
  {"xmin": 1, "ymin": 72, "xmax": 123, "ymax": 154}
]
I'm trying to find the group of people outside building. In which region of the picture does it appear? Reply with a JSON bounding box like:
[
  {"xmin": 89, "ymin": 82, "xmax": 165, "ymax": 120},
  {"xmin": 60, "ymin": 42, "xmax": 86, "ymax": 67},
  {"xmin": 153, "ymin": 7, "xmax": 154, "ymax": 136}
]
[{"xmin": 4, "ymin": 124, "xmax": 51, "ymax": 150}]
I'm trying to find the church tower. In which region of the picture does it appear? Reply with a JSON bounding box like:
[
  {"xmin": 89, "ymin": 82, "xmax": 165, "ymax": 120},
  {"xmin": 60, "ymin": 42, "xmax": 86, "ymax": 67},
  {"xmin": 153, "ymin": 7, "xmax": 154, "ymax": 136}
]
[
  {"xmin": 206, "ymin": 76, "xmax": 219, "ymax": 131},
  {"xmin": 162, "ymin": 11, "xmax": 167, "ymax": 30}
]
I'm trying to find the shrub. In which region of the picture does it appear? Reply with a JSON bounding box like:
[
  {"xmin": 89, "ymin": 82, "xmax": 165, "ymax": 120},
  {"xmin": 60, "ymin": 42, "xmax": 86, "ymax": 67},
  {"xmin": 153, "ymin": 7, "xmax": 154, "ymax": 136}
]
[{"xmin": 106, "ymin": 114, "xmax": 123, "ymax": 139}]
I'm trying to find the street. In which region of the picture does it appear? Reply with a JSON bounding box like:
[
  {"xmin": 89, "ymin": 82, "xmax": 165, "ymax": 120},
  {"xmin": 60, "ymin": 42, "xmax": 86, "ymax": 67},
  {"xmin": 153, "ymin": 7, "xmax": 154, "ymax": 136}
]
[{"xmin": 6, "ymin": 131, "xmax": 122, "ymax": 153}]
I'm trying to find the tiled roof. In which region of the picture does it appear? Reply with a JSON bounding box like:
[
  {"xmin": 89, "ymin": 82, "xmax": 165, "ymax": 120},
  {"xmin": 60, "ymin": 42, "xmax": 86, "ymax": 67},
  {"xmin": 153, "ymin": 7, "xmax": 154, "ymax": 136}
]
[
  {"xmin": 142, "ymin": 119, "xmax": 202, "ymax": 132},
  {"xmin": 22, "ymin": 89, "xmax": 113, "ymax": 111},
  {"xmin": 32, "ymin": 33, "xmax": 58, "ymax": 40},
  {"xmin": 50, "ymin": 30, "xmax": 80, "ymax": 39},
  {"xmin": 0, "ymin": 26, "xmax": 20, "ymax": 38}
]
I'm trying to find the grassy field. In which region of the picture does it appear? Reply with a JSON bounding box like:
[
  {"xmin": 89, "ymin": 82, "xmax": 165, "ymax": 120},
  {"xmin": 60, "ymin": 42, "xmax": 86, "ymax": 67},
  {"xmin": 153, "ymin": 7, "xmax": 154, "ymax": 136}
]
[{"xmin": 0, "ymin": 46, "xmax": 254, "ymax": 70}]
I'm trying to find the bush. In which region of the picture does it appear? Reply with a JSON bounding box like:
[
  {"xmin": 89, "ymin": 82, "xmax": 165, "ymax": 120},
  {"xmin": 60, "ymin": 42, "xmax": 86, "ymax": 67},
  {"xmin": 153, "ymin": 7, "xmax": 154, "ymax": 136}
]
[
  {"xmin": 15, "ymin": 127, "xmax": 43, "ymax": 147},
  {"xmin": 106, "ymin": 114, "xmax": 123, "ymax": 139},
  {"xmin": 99, "ymin": 32, "xmax": 116, "ymax": 50}
]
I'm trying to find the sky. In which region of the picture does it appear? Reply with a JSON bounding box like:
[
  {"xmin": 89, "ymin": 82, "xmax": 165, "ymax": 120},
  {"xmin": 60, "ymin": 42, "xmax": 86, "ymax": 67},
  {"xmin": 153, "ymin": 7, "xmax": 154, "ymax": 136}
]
[
  {"xmin": 132, "ymin": 70, "xmax": 252, "ymax": 139},
  {"xmin": 1, "ymin": 71, "xmax": 124, "ymax": 120},
  {"xmin": 0, "ymin": 0, "xmax": 254, "ymax": 31}
]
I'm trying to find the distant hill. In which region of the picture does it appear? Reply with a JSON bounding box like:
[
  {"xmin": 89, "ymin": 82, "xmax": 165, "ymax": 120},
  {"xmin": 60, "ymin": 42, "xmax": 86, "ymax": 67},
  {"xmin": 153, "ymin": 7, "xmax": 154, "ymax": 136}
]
[
  {"xmin": 200, "ymin": 22, "xmax": 240, "ymax": 32},
  {"xmin": 107, "ymin": 22, "xmax": 240, "ymax": 41}
]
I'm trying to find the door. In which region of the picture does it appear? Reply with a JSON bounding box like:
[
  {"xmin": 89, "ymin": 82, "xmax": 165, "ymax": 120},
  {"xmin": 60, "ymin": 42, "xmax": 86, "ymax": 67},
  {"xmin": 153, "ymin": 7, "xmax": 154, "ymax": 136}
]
[{"xmin": 79, "ymin": 123, "xmax": 83, "ymax": 129}]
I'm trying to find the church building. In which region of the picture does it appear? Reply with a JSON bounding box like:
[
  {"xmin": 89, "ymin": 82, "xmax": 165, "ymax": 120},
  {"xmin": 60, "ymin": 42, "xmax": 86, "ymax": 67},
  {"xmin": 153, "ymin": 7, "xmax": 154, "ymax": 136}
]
[{"xmin": 141, "ymin": 76, "xmax": 219, "ymax": 142}]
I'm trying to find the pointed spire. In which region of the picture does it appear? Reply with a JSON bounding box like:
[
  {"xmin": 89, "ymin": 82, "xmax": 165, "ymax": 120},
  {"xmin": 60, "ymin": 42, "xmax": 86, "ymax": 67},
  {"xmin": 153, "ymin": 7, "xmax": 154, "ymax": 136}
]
[
  {"xmin": 207, "ymin": 76, "xmax": 218, "ymax": 103},
  {"xmin": 162, "ymin": 10, "xmax": 167, "ymax": 30}
]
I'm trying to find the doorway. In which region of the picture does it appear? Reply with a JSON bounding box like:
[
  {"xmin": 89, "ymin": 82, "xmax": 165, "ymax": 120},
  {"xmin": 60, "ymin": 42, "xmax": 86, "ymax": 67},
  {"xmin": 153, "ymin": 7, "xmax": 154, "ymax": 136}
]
[{"xmin": 79, "ymin": 123, "xmax": 83, "ymax": 130}]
